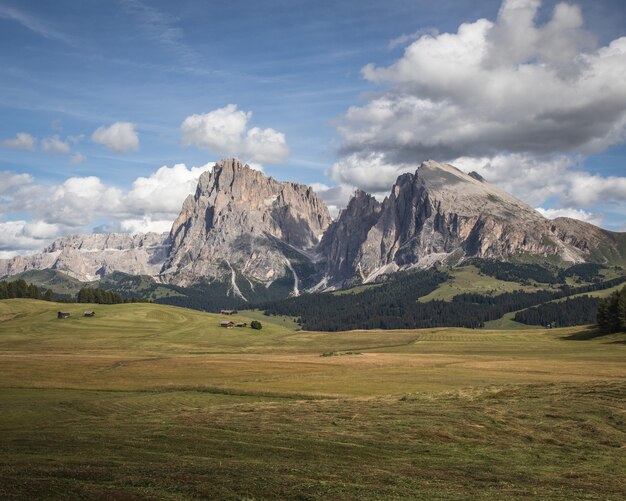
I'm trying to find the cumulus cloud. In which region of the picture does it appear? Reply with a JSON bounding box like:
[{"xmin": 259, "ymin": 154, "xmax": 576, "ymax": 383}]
[
  {"xmin": 332, "ymin": 0, "xmax": 626, "ymax": 217},
  {"xmin": 0, "ymin": 172, "xmax": 33, "ymax": 198},
  {"xmin": 181, "ymin": 104, "xmax": 289, "ymax": 164},
  {"xmin": 125, "ymin": 163, "xmax": 208, "ymax": 217},
  {"xmin": 562, "ymin": 172, "xmax": 626, "ymax": 207},
  {"xmin": 310, "ymin": 182, "xmax": 357, "ymax": 218},
  {"xmin": 41, "ymin": 135, "xmax": 70, "ymax": 154},
  {"xmin": 91, "ymin": 122, "xmax": 139, "ymax": 152},
  {"xmin": 536, "ymin": 207, "xmax": 603, "ymax": 226},
  {"xmin": 330, "ymin": 152, "xmax": 411, "ymax": 194},
  {"xmin": 0, "ymin": 162, "xmax": 212, "ymax": 255},
  {"xmin": 181, "ymin": 105, "xmax": 249, "ymax": 153},
  {"xmin": 451, "ymin": 153, "xmax": 574, "ymax": 206},
  {"xmin": 243, "ymin": 127, "xmax": 289, "ymax": 164},
  {"xmin": 0, "ymin": 220, "xmax": 60, "ymax": 257},
  {"xmin": 1, "ymin": 132, "xmax": 35, "ymax": 151}
]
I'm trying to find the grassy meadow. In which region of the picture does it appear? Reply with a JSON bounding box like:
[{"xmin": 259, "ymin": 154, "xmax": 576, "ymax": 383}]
[{"xmin": 0, "ymin": 299, "xmax": 625, "ymax": 499}]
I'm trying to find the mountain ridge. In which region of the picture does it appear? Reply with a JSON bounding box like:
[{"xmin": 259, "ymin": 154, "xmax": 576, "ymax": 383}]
[{"xmin": 1, "ymin": 158, "xmax": 624, "ymax": 295}]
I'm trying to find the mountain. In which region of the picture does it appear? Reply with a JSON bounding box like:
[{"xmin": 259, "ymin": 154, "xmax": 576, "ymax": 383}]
[
  {"xmin": 319, "ymin": 160, "xmax": 626, "ymax": 286},
  {"xmin": 0, "ymin": 232, "xmax": 169, "ymax": 282},
  {"xmin": 1, "ymin": 158, "xmax": 624, "ymax": 299},
  {"xmin": 161, "ymin": 158, "xmax": 332, "ymax": 295}
]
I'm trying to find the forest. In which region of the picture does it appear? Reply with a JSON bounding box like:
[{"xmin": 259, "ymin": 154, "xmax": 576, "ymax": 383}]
[
  {"xmin": 514, "ymin": 296, "xmax": 600, "ymax": 327},
  {"xmin": 258, "ymin": 273, "xmax": 626, "ymax": 331},
  {"xmin": 0, "ymin": 279, "xmax": 144, "ymax": 305},
  {"xmin": 597, "ymin": 286, "xmax": 626, "ymax": 333}
]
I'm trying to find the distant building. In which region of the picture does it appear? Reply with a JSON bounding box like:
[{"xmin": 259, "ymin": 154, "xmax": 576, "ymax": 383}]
[
  {"xmin": 235, "ymin": 322, "xmax": 247, "ymax": 328},
  {"xmin": 220, "ymin": 320, "xmax": 235, "ymax": 328},
  {"xmin": 84, "ymin": 311, "xmax": 96, "ymax": 317},
  {"xmin": 57, "ymin": 312, "xmax": 70, "ymax": 319},
  {"xmin": 220, "ymin": 309, "xmax": 238, "ymax": 315}
]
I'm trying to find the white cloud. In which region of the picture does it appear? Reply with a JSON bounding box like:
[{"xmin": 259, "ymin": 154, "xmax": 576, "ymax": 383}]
[
  {"xmin": 244, "ymin": 127, "xmax": 289, "ymax": 164},
  {"xmin": 452, "ymin": 153, "xmax": 574, "ymax": 206},
  {"xmin": 119, "ymin": 216, "xmax": 174, "ymax": 234},
  {"xmin": 0, "ymin": 162, "xmax": 211, "ymax": 255},
  {"xmin": 0, "ymin": 220, "xmax": 58, "ymax": 256},
  {"xmin": 332, "ymin": 0, "xmax": 626, "ymax": 218},
  {"xmin": 70, "ymin": 152, "xmax": 86, "ymax": 164},
  {"xmin": 562, "ymin": 172, "xmax": 626, "ymax": 207},
  {"xmin": 311, "ymin": 182, "xmax": 357, "ymax": 218},
  {"xmin": 92, "ymin": 122, "xmax": 139, "ymax": 152},
  {"xmin": 126, "ymin": 163, "xmax": 208, "ymax": 215},
  {"xmin": 181, "ymin": 104, "xmax": 289, "ymax": 164},
  {"xmin": 181, "ymin": 104, "xmax": 250, "ymax": 154},
  {"xmin": 42, "ymin": 135, "xmax": 70, "ymax": 154},
  {"xmin": 536, "ymin": 207, "xmax": 603, "ymax": 226},
  {"xmin": 1, "ymin": 132, "xmax": 35, "ymax": 151},
  {"xmin": 330, "ymin": 152, "xmax": 409, "ymax": 194},
  {"xmin": 0, "ymin": 171, "xmax": 33, "ymax": 198}
]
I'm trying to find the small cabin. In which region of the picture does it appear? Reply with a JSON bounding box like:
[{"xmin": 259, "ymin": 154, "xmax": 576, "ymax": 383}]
[
  {"xmin": 84, "ymin": 311, "xmax": 96, "ymax": 317},
  {"xmin": 57, "ymin": 311, "xmax": 70, "ymax": 319},
  {"xmin": 220, "ymin": 309, "xmax": 237, "ymax": 315},
  {"xmin": 235, "ymin": 322, "xmax": 247, "ymax": 328},
  {"xmin": 220, "ymin": 320, "xmax": 235, "ymax": 328}
]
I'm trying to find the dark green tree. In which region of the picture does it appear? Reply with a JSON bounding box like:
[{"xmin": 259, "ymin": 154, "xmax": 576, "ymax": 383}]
[{"xmin": 250, "ymin": 320, "xmax": 262, "ymax": 330}]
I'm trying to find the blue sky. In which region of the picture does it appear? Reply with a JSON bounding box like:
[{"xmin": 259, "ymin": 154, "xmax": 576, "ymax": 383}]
[{"xmin": 0, "ymin": 0, "xmax": 625, "ymax": 255}]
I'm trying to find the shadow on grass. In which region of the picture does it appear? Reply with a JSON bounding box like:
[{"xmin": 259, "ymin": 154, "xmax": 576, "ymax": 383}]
[{"xmin": 561, "ymin": 327, "xmax": 610, "ymax": 341}]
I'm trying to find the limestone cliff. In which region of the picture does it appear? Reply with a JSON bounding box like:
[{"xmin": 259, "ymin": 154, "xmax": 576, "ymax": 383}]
[
  {"xmin": 0, "ymin": 232, "xmax": 169, "ymax": 282},
  {"xmin": 161, "ymin": 158, "xmax": 332, "ymax": 292},
  {"xmin": 320, "ymin": 160, "xmax": 626, "ymax": 284}
]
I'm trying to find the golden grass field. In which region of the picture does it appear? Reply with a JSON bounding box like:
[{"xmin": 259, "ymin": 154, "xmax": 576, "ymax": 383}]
[{"xmin": 0, "ymin": 299, "xmax": 625, "ymax": 500}]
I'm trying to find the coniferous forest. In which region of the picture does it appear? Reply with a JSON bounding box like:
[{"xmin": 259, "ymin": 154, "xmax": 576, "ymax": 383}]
[
  {"xmin": 258, "ymin": 270, "xmax": 626, "ymax": 331},
  {"xmin": 0, "ymin": 279, "xmax": 145, "ymax": 305},
  {"xmin": 514, "ymin": 296, "xmax": 601, "ymax": 327},
  {"xmin": 597, "ymin": 286, "xmax": 626, "ymax": 333}
]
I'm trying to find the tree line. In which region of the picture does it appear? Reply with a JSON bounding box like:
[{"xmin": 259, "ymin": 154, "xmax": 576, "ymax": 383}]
[
  {"xmin": 258, "ymin": 273, "xmax": 625, "ymax": 331},
  {"xmin": 0, "ymin": 279, "xmax": 53, "ymax": 301},
  {"xmin": 597, "ymin": 286, "xmax": 626, "ymax": 333},
  {"xmin": 514, "ymin": 296, "xmax": 600, "ymax": 327},
  {"xmin": 466, "ymin": 259, "xmax": 608, "ymax": 285},
  {"xmin": 0, "ymin": 279, "xmax": 147, "ymax": 304}
]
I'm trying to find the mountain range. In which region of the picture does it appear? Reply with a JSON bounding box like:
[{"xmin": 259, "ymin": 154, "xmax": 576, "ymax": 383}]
[{"xmin": 1, "ymin": 158, "xmax": 625, "ymax": 302}]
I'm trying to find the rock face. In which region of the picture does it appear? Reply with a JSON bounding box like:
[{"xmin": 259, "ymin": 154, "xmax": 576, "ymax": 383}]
[
  {"xmin": 161, "ymin": 158, "xmax": 332, "ymax": 290},
  {"xmin": 1, "ymin": 158, "xmax": 624, "ymax": 292},
  {"xmin": 320, "ymin": 160, "xmax": 626, "ymax": 284},
  {"xmin": 0, "ymin": 232, "xmax": 169, "ymax": 282}
]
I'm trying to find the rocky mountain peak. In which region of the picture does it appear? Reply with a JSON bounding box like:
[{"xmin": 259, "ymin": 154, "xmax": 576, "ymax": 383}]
[
  {"xmin": 0, "ymin": 232, "xmax": 169, "ymax": 282},
  {"xmin": 162, "ymin": 158, "xmax": 332, "ymax": 289},
  {"xmin": 319, "ymin": 160, "xmax": 625, "ymax": 285}
]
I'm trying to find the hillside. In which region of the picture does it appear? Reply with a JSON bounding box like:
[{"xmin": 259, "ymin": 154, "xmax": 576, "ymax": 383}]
[
  {"xmin": 258, "ymin": 261, "xmax": 626, "ymax": 331},
  {"xmin": 0, "ymin": 299, "xmax": 625, "ymax": 499}
]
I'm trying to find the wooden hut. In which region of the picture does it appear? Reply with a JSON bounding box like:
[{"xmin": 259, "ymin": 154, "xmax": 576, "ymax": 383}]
[{"xmin": 57, "ymin": 311, "xmax": 70, "ymax": 319}]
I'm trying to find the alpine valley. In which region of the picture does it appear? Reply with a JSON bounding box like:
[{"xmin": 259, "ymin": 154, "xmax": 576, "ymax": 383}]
[{"xmin": 2, "ymin": 158, "xmax": 625, "ymax": 327}]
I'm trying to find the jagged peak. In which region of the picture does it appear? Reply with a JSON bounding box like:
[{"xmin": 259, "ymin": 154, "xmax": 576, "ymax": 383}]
[{"xmin": 468, "ymin": 171, "xmax": 485, "ymax": 182}]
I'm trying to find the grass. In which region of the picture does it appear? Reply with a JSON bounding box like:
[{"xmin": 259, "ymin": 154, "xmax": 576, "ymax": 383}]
[
  {"xmin": 332, "ymin": 283, "xmax": 383, "ymax": 295},
  {"xmin": 483, "ymin": 311, "xmax": 541, "ymax": 330},
  {"xmin": 418, "ymin": 266, "xmax": 545, "ymax": 302},
  {"xmin": 0, "ymin": 299, "xmax": 625, "ymax": 500}
]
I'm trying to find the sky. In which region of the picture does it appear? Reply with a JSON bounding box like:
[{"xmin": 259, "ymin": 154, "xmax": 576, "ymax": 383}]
[{"xmin": 0, "ymin": 0, "xmax": 625, "ymax": 257}]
